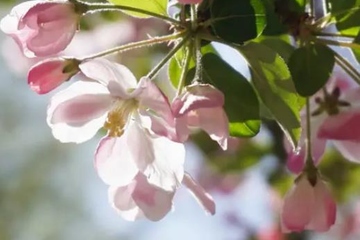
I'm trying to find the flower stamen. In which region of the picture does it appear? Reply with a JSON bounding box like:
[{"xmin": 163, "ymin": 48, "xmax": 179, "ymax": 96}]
[{"xmin": 104, "ymin": 99, "xmax": 138, "ymax": 137}]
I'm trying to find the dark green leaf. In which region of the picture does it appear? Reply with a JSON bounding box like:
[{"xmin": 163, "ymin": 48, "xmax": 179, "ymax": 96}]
[
  {"xmin": 210, "ymin": 0, "xmax": 266, "ymax": 43},
  {"xmin": 188, "ymin": 53, "xmax": 261, "ymax": 137},
  {"xmin": 239, "ymin": 42, "xmax": 303, "ymax": 148},
  {"xmin": 288, "ymin": 43, "xmax": 335, "ymax": 96},
  {"xmin": 261, "ymin": 0, "xmax": 306, "ymax": 35},
  {"xmin": 109, "ymin": 0, "xmax": 168, "ymax": 18},
  {"xmin": 261, "ymin": 0, "xmax": 288, "ymax": 35}
]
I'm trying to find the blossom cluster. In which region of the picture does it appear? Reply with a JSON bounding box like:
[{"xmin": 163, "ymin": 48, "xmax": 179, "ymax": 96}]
[
  {"xmin": 1, "ymin": 0, "xmax": 218, "ymax": 221},
  {"xmin": 2, "ymin": 0, "xmax": 360, "ymax": 234}
]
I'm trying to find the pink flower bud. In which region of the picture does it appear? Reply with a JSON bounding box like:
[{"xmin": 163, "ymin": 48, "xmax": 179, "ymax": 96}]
[
  {"xmin": 28, "ymin": 58, "xmax": 80, "ymax": 94},
  {"xmin": 1, "ymin": 1, "xmax": 81, "ymax": 57},
  {"xmin": 178, "ymin": 0, "xmax": 203, "ymax": 4},
  {"xmin": 281, "ymin": 174, "xmax": 336, "ymax": 232}
]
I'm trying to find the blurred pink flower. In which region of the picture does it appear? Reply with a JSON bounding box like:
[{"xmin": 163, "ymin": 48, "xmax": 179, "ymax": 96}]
[
  {"xmin": 281, "ymin": 174, "xmax": 336, "ymax": 232},
  {"xmin": 28, "ymin": 58, "xmax": 80, "ymax": 94},
  {"xmin": 285, "ymin": 73, "xmax": 360, "ymax": 173},
  {"xmin": 0, "ymin": 0, "xmax": 80, "ymax": 58},
  {"xmin": 256, "ymin": 226, "xmax": 284, "ymax": 240},
  {"xmin": 1, "ymin": 20, "xmax": 135, "ymax": 76},
  {"xmin": 151, "ymin": 83, "xmax": 229, "ymax": 150},
  {"xmin": 108, "ymin": 172, "xmax": 215, "ymax": 221}
]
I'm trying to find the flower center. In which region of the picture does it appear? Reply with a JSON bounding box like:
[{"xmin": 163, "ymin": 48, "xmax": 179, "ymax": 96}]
[
  {"xmin": 104, "ymin": 99, "xmax": 138, "ymax": 137},
  {"xmin": 311, "ymin": 87, "xmax": 350, "ymax": 116}
]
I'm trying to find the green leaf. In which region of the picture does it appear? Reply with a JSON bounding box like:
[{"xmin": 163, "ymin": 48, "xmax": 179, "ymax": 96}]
[
  {"xmin": 109, "ymin": 0, "xmax": 168, "ymax": 18},
  {"xmin": 328, "ymin": 0, "xmax": 360, "ymax": 35},
  {"xmin": 255, "ymin": 35, "xmax": 295, "ymax": 61},
  {"xmin": 188, "ymin": 53, "xmax": 261, "ymax": 137},
  {"xmin": 168, "ymin": 48, "xmax": 188, "ymax": 88},
  {"xmin": 210, "ymin": 0, "xmax": 266, "ymax": 44},
  {"xmin": 239, "ymin": 42, "xmax": 303, "ymax": 148},
  {"xmin": 288, "ymin": 43, "xmax": 335, "ymax": 97}
]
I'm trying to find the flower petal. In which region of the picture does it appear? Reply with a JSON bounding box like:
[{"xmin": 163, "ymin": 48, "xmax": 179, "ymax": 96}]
[
  {"xmin": 307, "ymin": 179, "xmax": 336, "ymax": 232},
  {"xmin": 342, "ymin": 87, "xmax": 360, "ymax": 103},
  {"xmin": 2, "ymin": 1, "xmax": 79, "ymax": 57},
  {"xmin": 132, "ymin": 173, "xmax": 175, "ymax": 221},
  {"xmin": 286, "ymin": 147, "xmax": 306, "ymax": 174},
  {"xmin": 0, "ymin": 1, "xmax": 41, "ymax": 57},
  {"xmin": 317, "ymin": 87, "xmax": 360, "ymax": 141},
  {"xmin": 139, "ymin": 113, "xmax": 184, "ymax": 142},
  {"xmin": 127, "ymin": 121, "xmax": 185, "ymax": 191},
  {"xmin": 286, "ymin": 138, "xmax": 326, "ymax": 174},
  {"xmin": 285, "ymin": 113, "xmax": 327, "ymax": 173},
  {"xmin": 79, "ymin": 59, "xmax": 137, "ymax": 98},
  {"xmin": 182, "ymin": 172, "xmax": 216, "ymax": 215},
  {"xmin": 189, "ymin": 107, "xmax": 229, "ymax": 150},
  {"xmin": 47, "ymin": 81, "xmax": 112, "ymax": 143},
  {"xmin": 172, "ymin": 84, "xmax": 224, "ymax": 117},
  {"xmin": 135, "ymin": 77, "xmax": 173, "ymax": 123},
  {"xmin": 318, "ymin": 111, "xmax": 360, "ymax": 141},
  {"xmin": 333, "ymin": 140, "xmax": 360, "ymax": 163},
  {"xmin": 95, "ymin": 136, "xmax": 139, "ymax": 186},
  {"xmin": 108, "ymin": 184, "xmax": 144, "ymax": 221},
  {"xmin": 281, "ymin": 175, "xmax": 315, "ymax": 232},
  {"xmin": 26, "ymin": 23, "xmax": 78, "ymax": 57},
  {"xmin": 28, "ymin": 58, "xmax": 79, "ymax": 94}
]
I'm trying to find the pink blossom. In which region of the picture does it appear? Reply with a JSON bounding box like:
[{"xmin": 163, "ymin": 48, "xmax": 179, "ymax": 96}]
[
  {"xmin": 0, "ymin": 0, "xmax": 81, "ymax": 58},
  {"xmin": 285, "ymin": 74, "xmax": 360, "ymax": 173},
  {"xmin": 47, "ymin": 58, "xmax": 172, "ymax": 143},
  {"xmin": 28, "ymin": 58, "xmax": 80, "ymax": 94},
  {"xmin": 109, "ymin": 172, "xmax": 215, "ymax": 221},
  {"xmin": 173, "ymin": 84, "xmax": 229, "ymax": 149},
  {"xmin": 151, "ymin": 83, "xmax": 229, "ymax": 150},
  {"xmin": 47, "ymin": 59, "xmax": 184, "ymax": 190},
  {"xmin": 281, "ymin": 174, "xmax": 336, "ymax": 232},
  {"xmin": 177, "ymin": 0, "xmax": 203, "ymax": 4}
]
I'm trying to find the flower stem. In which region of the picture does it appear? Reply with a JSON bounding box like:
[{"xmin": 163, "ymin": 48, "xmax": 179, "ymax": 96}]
[
  {"xmin": 193, "ymin": 37, "xmax": 202, "ymax": 82},
  {"xmin": 80, "ymin": 32, "xmax": 185, "ymax": 61},
  {"xmin": 190, "ymin": 4, "xmax": 202, "ymax": 83},
  {"xmin": 176, "ymin": 46, "xmax": 191, "ymax": 96},
  {"xmin": 304, "ymin": 98, "xmax": 318, "ymax": 173},
  {"xmin": 316, "ymin": 38, "xmax": 360, "ymax": 50},
  {"xmin": 147, "ymin": 34, "xmax": 191, "ymax": 80},
  {"xmin": 80, "ymin": 1, "xmax": 181, "ymax": 25},
  {"xmin": 332, "ymin": 50, "xmax": 360, "ymax": 85},
  {"xmin": 304, "ymin": 97, "xmax": 319, "ymax": 184},
  {"xmin": 315, "ymin": 32, "xmax": 356, "ymax": 39},
  {"xmin": 305, "ymin": 98, "xmax": 313, "ymax": 162},
  {"xmin": 190, "ymin": 4, "xmax": 197, "ymax": 31},
  {"xmin": 309, "ymin": 0, "xmax": 315, "ymax": 18}
]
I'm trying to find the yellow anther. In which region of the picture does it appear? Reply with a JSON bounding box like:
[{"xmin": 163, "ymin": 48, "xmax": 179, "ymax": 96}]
[
  {"xmin": 103, "ymin": 99, "xmax": 138, "ymax": 137},
  {"xmin": 104, "ymin": 111, "xmax": 126, "ymax": 137}
]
